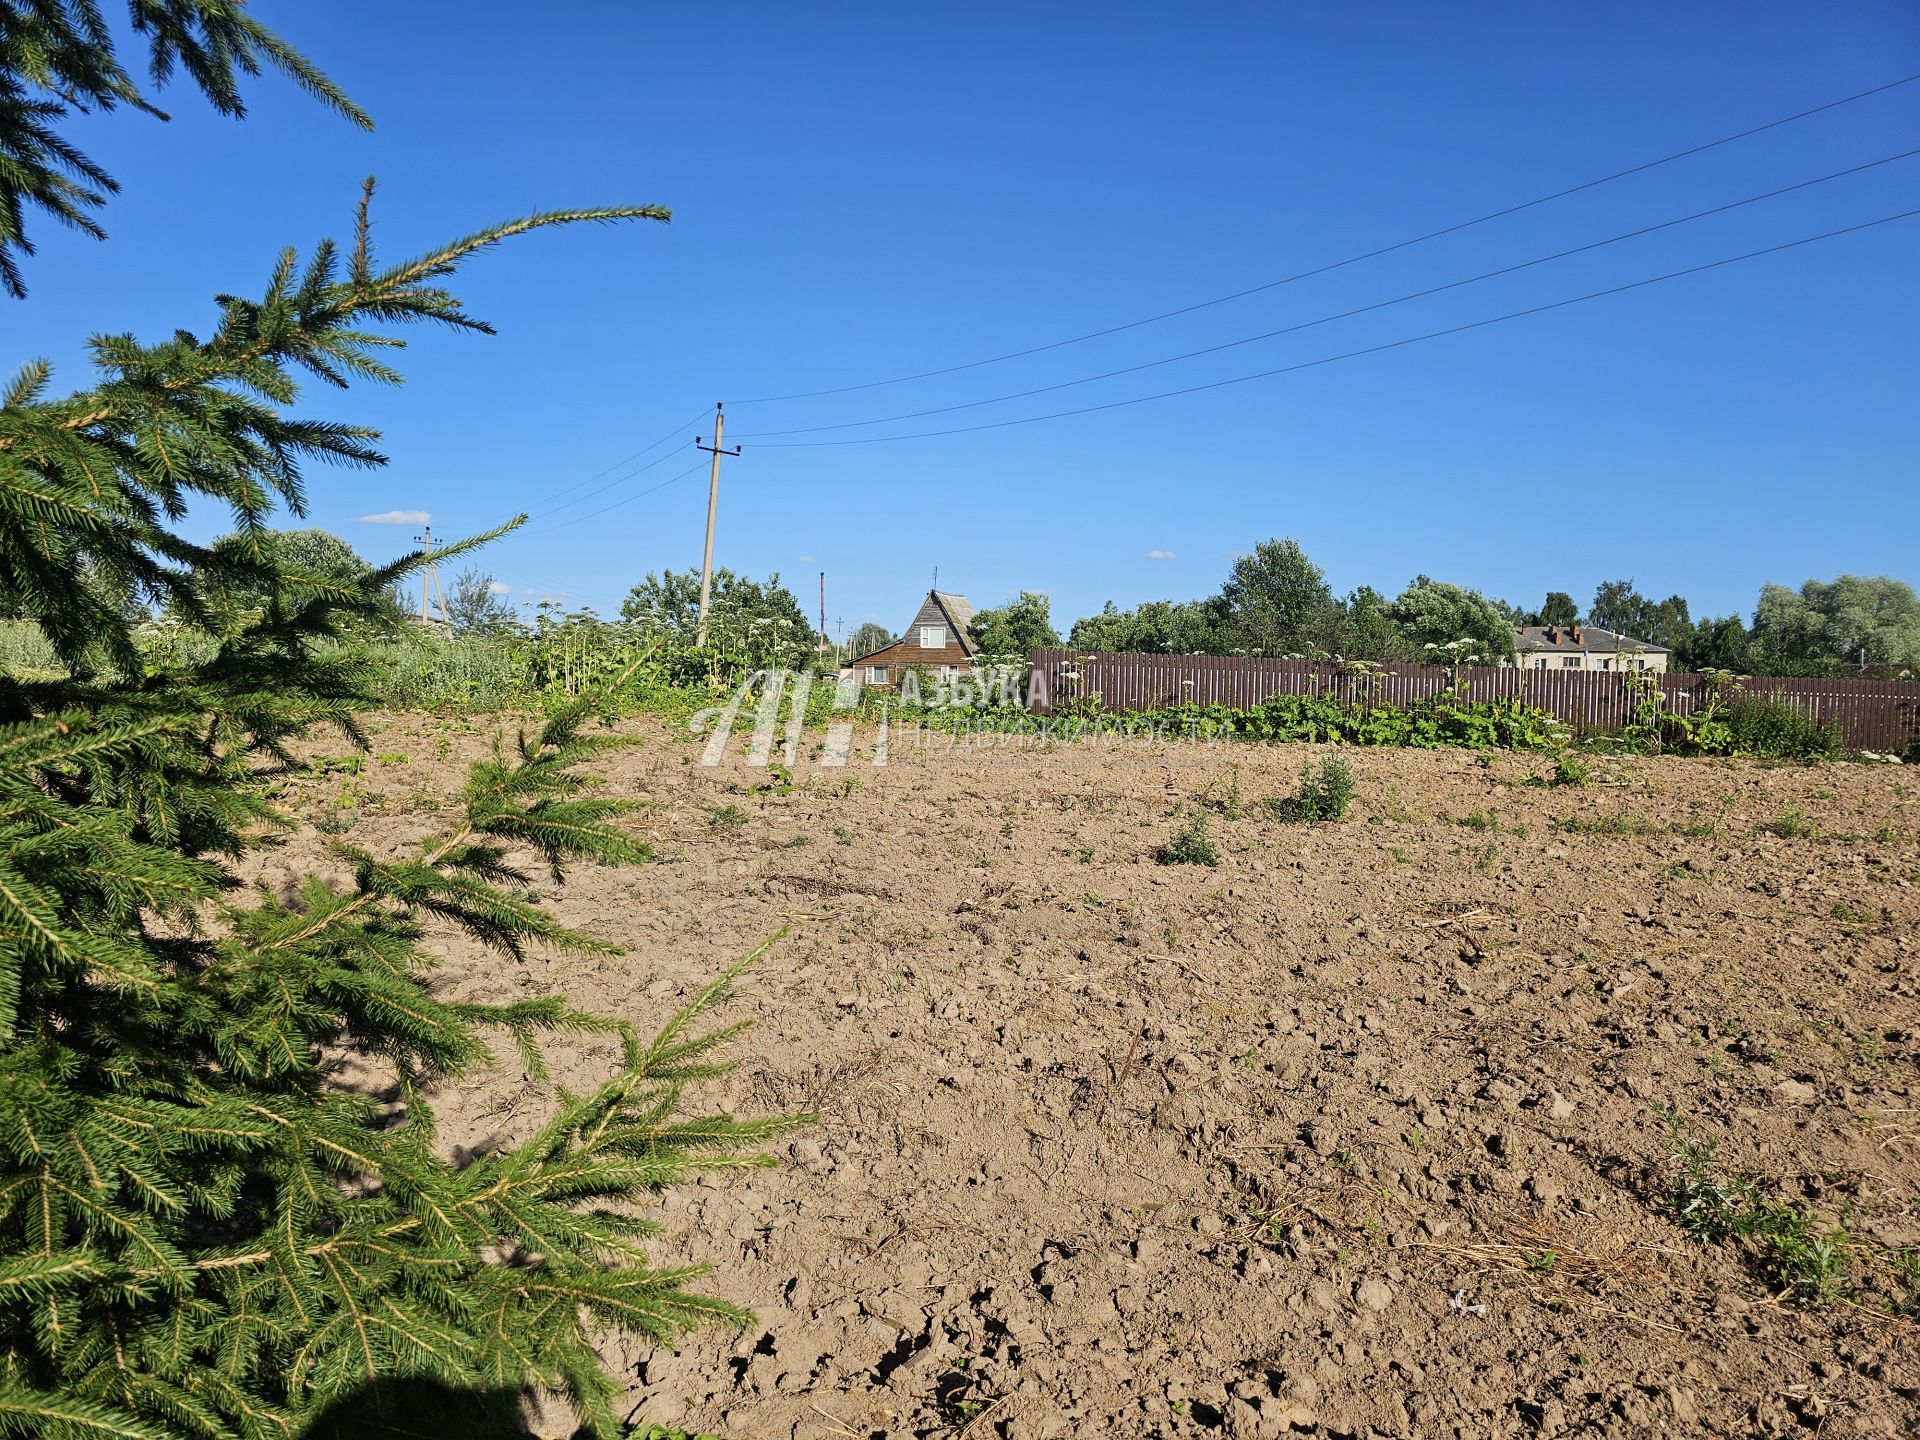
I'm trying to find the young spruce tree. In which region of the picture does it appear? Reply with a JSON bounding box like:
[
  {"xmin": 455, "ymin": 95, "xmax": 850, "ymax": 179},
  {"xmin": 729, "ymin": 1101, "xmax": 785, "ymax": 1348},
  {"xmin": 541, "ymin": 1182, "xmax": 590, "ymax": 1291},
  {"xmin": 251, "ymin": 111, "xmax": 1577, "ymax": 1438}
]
[{"xmin": 0, "ymin": 7, "xmax": 792, "ymax": 1437}]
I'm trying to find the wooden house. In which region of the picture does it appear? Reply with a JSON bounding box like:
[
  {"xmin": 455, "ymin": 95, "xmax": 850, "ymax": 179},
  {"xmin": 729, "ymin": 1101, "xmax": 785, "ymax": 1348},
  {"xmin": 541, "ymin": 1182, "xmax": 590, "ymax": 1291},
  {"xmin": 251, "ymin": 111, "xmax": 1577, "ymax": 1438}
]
[{"xmin": 849, "ymin": 590, "xmax": 977, "ymax": 686}]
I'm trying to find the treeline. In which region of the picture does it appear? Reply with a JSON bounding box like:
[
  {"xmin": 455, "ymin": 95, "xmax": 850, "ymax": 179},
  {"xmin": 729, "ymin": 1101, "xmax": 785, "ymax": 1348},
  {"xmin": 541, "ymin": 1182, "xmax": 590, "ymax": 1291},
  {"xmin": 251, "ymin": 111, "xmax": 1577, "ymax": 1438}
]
[
  {"xmin": 1034, "ymin": 539, "xmax": 1917, "ymax": 678},
  {"xmin": 15, "ymin": 527, "xmax": 1912, "ymax": 696}
]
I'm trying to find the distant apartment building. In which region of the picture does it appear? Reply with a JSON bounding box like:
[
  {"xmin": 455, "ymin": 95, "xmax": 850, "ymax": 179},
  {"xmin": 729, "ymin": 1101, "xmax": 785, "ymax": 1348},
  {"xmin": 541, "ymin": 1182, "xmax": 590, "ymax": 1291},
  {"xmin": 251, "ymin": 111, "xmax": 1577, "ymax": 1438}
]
[{"xmin": 1511, "ymin": 624, "xmax": 1670, "ymax": 674}]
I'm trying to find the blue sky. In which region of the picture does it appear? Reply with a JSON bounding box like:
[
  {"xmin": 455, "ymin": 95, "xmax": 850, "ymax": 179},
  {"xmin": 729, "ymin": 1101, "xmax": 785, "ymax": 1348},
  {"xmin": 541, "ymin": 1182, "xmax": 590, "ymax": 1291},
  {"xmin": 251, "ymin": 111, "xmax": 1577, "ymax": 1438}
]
[{"xmin": 12, "ymin": 2, "xmax": 1919, "ymax": 639}]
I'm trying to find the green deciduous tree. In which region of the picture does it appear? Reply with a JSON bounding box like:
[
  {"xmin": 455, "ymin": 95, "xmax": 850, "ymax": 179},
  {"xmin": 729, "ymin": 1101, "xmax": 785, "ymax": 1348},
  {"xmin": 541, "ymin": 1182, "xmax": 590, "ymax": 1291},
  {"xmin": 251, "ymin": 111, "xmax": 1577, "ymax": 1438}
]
[
  {"xmin": 620, "ymin": 566, "xmax": 813, "ymax": 670},
  {"xmin": 967, "ymin": 590, "xmax": 1060, "ymax": 657},
  {"xmin": 1587, "ymin": 578, "xmax": 1643, "ymax": 635},
  {"xmin": 1217, "ymin": 538, "xmax": 1341, "ymax": 655},
  {"xmin": 847, "ymin": 621, "xmax": 894, "ymax": 659},
  {"xmin": 1538, "ymin": 591, "xmax": 1580, "ymax": 628},
  {"xmin": 1339, "ymin": 585, "xmax": 1412, "ymax": 662},
  {"xmin": 1586, "ymin": 580, "xmax": 1691, "ymax": 651},
  {"xmin": 1750, "ymin": 574, "xmax": 1920, "ymax": 674},
  {"xmin": 1675, "ymin": 614, "xmax": 1753, "ymax": 674},
  {"xmin": 204, "ymin": 527, "xmax": 402, "ymax": 624},
  {"xmin": 1067, "ymin": 597, "xmax": 1224, "ymax": 654},
  {"xmin": 0, "ymin": 18, "xmax": 783, "ymax": 1440},
  {"xmin": 1389, "ymin": 576, "xmax": 1516, "ymax": 663}
]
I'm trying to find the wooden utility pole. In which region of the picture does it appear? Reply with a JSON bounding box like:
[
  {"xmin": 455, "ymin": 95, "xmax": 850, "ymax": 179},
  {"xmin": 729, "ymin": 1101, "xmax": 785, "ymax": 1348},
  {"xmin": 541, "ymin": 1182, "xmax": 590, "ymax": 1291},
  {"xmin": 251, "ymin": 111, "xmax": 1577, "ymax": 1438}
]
[
  {"xmin": 695, "ymin": 404, "xmax": 740, "ymax": 648},
  {"xmin": 819, "ymin": 571, "xmax": 828, "ymax": 651}
]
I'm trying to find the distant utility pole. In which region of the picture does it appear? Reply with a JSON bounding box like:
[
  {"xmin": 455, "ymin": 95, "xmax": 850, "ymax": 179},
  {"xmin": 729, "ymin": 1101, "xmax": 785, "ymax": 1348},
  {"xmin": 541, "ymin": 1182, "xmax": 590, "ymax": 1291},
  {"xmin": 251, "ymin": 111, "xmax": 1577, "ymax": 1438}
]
[
  {"xmin": 819, "ymin": 571, "xmax": 828, "ymax": 650},
  {"xmin": 414, "ymin": 524, "xmax": 450, "ymax": 625},
  {"xmin": 695, "ymin": 403, "xmax": 741, "ymax": 648}
]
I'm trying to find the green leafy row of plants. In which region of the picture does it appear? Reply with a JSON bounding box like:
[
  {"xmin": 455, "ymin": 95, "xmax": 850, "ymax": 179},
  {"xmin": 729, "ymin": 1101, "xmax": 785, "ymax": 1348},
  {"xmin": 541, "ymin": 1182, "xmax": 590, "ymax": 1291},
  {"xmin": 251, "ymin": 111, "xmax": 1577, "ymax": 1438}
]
[
  {"xmin": 913, "ymin": 690, "xmax": 1568, "ymax": 752},
  {"xmin": 1619, "ymin": 672, "xmax": 1849, "ymax": 760}
]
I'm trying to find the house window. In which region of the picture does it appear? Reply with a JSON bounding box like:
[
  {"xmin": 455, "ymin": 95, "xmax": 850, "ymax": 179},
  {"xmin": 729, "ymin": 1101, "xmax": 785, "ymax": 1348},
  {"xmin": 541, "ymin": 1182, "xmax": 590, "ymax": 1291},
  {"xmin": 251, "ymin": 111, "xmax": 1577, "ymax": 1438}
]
[
  {"xmin": 1532, "ymin": 658, "xmax": 1547, "ymax": 670},
  {"xmin": 1634, "ymin": 658, "xmax": 1648, "ymax": 671},
  {"xmin": 1561, "ymin": 656, "xmax": 1581, "ymax": 668},
  {"xmin": 938, "ymin": 665, "xmax": 954, "ymax": 681},
  {"xmin": 1597, "ymin": 659, "xmax": 1611, "ymax": 671},
  {"xmin": 866, "ymin": 665, "xmax": 886, "ymax": 684},
  {"xmin": 919, "ymin": 625, "xmax": 947, "ymax": 649}
]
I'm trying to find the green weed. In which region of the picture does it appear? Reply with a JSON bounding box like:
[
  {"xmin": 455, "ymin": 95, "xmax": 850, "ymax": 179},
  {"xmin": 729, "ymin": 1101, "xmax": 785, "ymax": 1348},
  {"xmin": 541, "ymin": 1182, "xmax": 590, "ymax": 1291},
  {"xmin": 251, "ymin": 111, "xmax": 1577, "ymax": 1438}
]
[
  {"xmin": 1157, "ymin": 810, "xmax": 1219, "ymax": 867},
  {"xmin": 1763, "ymin": 807, "xmax": 1818, "ymax": 839},
  {"xmin": 1267, "ymin": 751, "xmax": 1355, "ymax": 823}
]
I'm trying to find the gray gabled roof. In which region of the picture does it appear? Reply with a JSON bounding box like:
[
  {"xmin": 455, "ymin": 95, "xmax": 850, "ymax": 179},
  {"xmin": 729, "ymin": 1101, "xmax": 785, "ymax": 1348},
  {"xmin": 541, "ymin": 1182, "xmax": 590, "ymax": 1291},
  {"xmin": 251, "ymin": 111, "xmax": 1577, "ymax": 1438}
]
[
  {"xmin": 1514, "ymin": 625, "xmax": 1669, "ymax": 655},
  {"xmin": 930, "ymin": 590, "xmax": 974, "ymax": 650}
]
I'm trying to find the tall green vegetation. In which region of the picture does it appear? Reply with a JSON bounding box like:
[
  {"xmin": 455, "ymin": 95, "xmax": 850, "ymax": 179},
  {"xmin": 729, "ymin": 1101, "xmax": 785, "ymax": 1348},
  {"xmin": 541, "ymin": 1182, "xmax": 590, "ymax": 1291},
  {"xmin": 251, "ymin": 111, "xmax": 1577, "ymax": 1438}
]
[
  {"xmin": 847, "ymin": 620, "xmax": 896, "ymax": 659},
  {"xmin": 1069, "ymin": 555, "xmax": 1916, "ymax": 678},
  {"xmin": 0, "ymin": 9, "xmax": 785, "ymax": 1437},
  {"xmin": 1069, "ymin": 540, "xmax": 1514, "ymax": 663},
  {"xmin": 1750, "ymin": 575, "xmax": 1920, "ymax": 675},
  {"xmin": 621, "ymin": 566, "xmax": 816, "ymax": 677},
  {"xmin": 967, "ymin": 590, "xmax": 1060, "ymax": 656},
  {"xmin": 1388, "ymin": 576, "xmax": 1516, "ymax": 663},
  {"xmin": 1068, "ymin": 596, "xmax": 1224, "ymax": 654},
  {"xmin": 1217, "ymin": 538, "xmax": 1342, "ymax": 654}
]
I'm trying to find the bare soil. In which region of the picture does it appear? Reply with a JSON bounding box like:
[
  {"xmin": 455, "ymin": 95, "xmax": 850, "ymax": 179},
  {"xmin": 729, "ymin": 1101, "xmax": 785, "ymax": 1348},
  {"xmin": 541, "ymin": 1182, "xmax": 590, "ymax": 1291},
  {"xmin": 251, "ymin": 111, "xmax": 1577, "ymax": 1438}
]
[{"xmin": 268, "ymin": 715, "xmax": 1920, "ymax": 1440}]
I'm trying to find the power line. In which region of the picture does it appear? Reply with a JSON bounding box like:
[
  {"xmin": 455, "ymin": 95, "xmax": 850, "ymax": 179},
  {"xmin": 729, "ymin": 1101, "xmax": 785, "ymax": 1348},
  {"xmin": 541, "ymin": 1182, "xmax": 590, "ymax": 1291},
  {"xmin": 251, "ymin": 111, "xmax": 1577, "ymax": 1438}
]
[
  {"xmin": 734, "ymin": 147, "xmax": 1920, "ymax": 439},
  {"xmin": 750, "ymin": 207, "xmax": 1920, "ymax": 448},
  {"xmin": 527, "ymin": 405, "xmax": 709, "ymax": 511},
  {"xmin": 526, "ymin": 444, "xmax": 686, "ymax": 521},
  {"xmin": 520, "ymin": 461, "xmax": 708, "ymax": 534},
  {"xmin": 729, "ymin": 71, "xmax": 1920, "ymax": 405}
]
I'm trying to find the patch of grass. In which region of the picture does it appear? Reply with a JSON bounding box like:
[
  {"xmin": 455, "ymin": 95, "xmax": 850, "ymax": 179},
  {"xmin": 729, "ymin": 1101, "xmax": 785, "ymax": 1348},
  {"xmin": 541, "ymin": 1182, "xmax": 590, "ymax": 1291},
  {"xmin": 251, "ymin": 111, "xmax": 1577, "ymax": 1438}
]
[
  {"xmin": 1762, "ymin": 807, "xmax": 1818, "ymax": 839},
  {"xmin": 1554, "ymin": 811, "xmax": 1657, "ymax": 837},
  {"xmin": 1156, "ymin": 810, "xmax": 1219, "ymax": 867},
  {"xmin": 1380, "ymin": 786, "xmax": 1422, "ymax": 825},
  {"xmin": 707, "ymin": 803, "xmax": 749, "ymax": 830},
  {"xmin": 1199, "ymin": 765, "xmax": 1244, "ymax": 820},
  {"xmin": 1454, "ymin": 808, "xmax": 1498, "ymax": 831}
]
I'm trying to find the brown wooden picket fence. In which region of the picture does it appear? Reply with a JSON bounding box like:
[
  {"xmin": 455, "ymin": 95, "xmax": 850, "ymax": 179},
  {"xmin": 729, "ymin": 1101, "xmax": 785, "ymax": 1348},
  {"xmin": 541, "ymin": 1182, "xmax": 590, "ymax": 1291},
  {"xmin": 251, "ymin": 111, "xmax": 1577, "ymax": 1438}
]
[{"xmin": 1024, "ymin": 649, "xmax": 1920, "ymax": 753}]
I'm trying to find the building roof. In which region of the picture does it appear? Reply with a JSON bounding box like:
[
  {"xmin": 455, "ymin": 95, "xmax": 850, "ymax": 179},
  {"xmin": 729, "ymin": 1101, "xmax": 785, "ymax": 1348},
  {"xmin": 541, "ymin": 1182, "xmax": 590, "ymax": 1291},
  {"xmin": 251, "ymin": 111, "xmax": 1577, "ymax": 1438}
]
[
  {"xmin": 1514, "ymin": 624, "xmax": 1669, "ymax": 655},
  {"xmin": 929, "ymin": 591, "xmax": 976, "ymax": 654}
]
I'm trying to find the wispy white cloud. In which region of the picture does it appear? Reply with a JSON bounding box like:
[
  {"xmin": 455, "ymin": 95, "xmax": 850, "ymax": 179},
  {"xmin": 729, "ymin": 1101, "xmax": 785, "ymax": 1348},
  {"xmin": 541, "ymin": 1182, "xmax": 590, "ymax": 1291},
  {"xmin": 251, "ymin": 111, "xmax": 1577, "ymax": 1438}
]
[
  {"xmin": 799, "ymin": 553, "xmax": 816, "ymax": 564},
  {"xmin": 487, "ymin": 580, "xmax": 511, "ymax": 596},
  {"xmin": 1145, "ymin": 548, "xmax": 1177, "ymax": 560},
  {"xmin": 354, "ymin": 509, "xmax": 429, "ymax": 525}
]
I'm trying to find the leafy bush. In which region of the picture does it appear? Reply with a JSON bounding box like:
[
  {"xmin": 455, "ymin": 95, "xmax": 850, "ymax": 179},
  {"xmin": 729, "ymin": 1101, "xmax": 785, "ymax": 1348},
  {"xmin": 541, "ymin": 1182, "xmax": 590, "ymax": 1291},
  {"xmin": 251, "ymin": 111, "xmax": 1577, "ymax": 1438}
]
[
  {"xmin": 1156, "ymin": 810, "xmax": 1219, "ymax": 866},
  {"xmin": 1269, "ymin": 752, "xmax": 1355, "ymax": 822},
  {"xmin": 1721, "ymin": 693, "xmax": 1844, "ymax": 760},
  {"xmin": 1661, "ymin": 1114, "xmax": 1855, "ymax": 1307}
]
